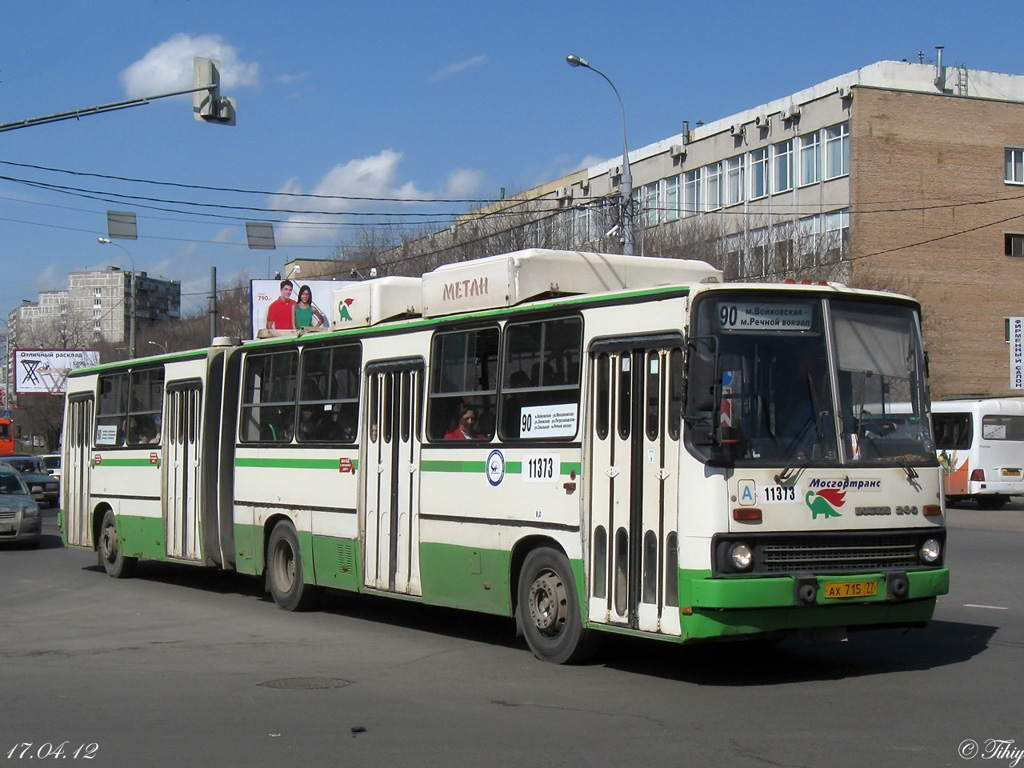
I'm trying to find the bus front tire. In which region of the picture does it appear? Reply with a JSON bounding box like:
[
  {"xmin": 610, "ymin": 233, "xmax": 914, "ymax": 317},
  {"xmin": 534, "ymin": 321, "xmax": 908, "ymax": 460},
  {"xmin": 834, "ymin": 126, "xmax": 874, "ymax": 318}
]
[
  {"xmin": 267, "ymin": 521, "xmax": 317, "ymax": 611},
  {"xmin": 516, "ymin": 546, "xmax": 598, "ymax": 664},
  {"xmin": 98, "ymin": 509, "xmax": 137, "ymax": 579}
]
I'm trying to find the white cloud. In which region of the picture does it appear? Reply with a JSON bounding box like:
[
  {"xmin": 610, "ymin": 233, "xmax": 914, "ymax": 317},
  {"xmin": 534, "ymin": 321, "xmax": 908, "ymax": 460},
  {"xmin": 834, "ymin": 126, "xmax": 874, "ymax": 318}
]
[
  {"xmin": 428, "ymin": 55, "xmax": 490, "ymax": 82},
  {"xmin": 33, "ymin": 263, "xmax": 64, "ymax": 293},
  {"xmin": 272, "ymin": 149, "xmax": 431, "ymax": 245},
  {"xmin": 120, "ymin": 33, "xmax": 259, "ymax": 98},
  {"xmin": 443, "ymin": 169, "xmax": 485, "ymax": 198},
  {"xmin": 211, "ymin": 227, "xmax": 238, "ymax": 244},
  {"xmin": 275, "ymin": 71, "xmax": 311, "ymax": 85}
]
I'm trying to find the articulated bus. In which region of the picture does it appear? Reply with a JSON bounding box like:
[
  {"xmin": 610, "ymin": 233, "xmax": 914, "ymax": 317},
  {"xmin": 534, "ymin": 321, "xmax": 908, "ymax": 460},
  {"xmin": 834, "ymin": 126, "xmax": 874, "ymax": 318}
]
[{"xmin": 60, "ymin": 249, "xmax": 948, "ymax": 663}]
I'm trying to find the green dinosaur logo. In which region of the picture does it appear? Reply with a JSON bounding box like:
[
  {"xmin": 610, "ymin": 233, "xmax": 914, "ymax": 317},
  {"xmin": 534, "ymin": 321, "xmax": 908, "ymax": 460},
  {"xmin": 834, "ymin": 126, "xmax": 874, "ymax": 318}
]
[{"xmin": 805, "ymin": 488, "xmax": 845, "ymax": 519}]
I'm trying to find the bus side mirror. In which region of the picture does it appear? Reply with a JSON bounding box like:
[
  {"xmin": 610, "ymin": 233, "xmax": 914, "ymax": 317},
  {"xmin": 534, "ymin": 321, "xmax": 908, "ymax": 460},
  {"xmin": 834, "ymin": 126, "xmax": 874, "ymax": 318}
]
[
  {"xmin": 684, "ymin": 342, "xmax": 720, "ymax": 447},
  {"xmin": 685, "ymin": 345, "xmax": 718, "ymax": 414}
]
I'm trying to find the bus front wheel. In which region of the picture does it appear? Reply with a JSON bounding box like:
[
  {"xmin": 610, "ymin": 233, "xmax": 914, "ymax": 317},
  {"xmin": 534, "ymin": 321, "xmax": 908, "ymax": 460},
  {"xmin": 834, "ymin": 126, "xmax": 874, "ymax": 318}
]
[
  {"xmin": 267, "ymin": 521, "xmax": 317, "ymax": 611},
  {"xmin": 98, "ymin": 509, "xmax": 137, "ymax": 578},
  {"xmin": 516, "ymin": 546, "xmax": 598, "ymax": 664}
]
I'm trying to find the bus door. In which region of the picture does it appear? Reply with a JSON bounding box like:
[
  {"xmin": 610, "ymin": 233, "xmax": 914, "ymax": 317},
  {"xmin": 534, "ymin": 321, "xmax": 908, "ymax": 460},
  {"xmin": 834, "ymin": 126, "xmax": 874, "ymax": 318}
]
[
  {"xmin": 164, "ymin": 382, "xmax": 203, "ymax": 561},
  {"xmin": 587, "ymin": 336, "xmax": 684, "ymax": 634},
  {"xmin": 362, "ymin": 359, "xmax": 423, "ymax": 596},
  {"xmin": 64, "ymin": 395, "xmax": 94, "ymax": 547}
]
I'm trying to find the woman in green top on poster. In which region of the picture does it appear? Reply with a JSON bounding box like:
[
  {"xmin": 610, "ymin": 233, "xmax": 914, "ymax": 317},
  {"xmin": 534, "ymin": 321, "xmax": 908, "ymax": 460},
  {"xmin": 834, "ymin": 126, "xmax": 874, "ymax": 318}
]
[{"xmin": 292, "ymin": 285, "xmax": 326, "ymax": 328}]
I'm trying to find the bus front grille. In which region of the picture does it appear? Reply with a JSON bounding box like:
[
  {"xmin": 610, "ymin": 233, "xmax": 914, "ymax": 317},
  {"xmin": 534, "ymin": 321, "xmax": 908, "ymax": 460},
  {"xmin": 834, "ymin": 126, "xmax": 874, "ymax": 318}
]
[{"xmin": 760, "ymin": 535, "xmax": 922, "ymax": 573}]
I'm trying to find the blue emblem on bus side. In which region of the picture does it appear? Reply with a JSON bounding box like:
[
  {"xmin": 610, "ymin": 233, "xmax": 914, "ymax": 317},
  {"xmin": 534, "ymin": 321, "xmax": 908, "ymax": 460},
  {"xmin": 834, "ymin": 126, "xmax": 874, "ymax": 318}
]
[{"xmin": 486, "ymin": 449, "xmax": 505, "ymax": 487}]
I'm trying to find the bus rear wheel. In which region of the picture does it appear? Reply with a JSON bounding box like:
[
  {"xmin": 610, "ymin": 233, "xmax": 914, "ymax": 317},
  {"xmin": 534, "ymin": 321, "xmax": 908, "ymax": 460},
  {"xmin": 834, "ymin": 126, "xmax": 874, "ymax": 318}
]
[
  {"xmin": 267, "ymin": 521, "xmax": 317, "ymax": 611},
  {"xmin": 976, "ymin": 495, "xmax": 1008, "ymax": 509},
  {"xmin": 98, "ymin": 509, "xmax": 137, "ymax": 578},
  {"xmin": 516, "ymin": 546, "xmax": 598, "ymax": 664}
]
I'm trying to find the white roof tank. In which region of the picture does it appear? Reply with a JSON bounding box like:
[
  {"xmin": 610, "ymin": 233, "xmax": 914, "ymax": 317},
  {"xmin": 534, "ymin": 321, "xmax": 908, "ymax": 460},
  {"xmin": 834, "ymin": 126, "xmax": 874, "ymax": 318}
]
[
  {"xmin": 330, "ymin": 276, "xmax": 422, "ymax": 329},
  {"xmin": 421, "ymin": 248, "xmax": 720, "ymax": 317}
]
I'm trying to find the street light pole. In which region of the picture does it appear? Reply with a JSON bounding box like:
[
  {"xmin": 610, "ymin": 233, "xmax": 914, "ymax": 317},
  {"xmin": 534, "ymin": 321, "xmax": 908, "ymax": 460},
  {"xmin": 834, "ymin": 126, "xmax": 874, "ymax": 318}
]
[
  {"xmin": 98, "ymin": 237, "xmax": 137, "ymax": 358},
  {"xmin": 566, "ymin": 54, "xmax": 634, "ymax": 255}
]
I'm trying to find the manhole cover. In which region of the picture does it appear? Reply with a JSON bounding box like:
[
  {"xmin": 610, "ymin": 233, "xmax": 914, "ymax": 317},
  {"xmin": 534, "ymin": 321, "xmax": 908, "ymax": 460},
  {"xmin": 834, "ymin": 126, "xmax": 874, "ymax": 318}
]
[{"xmin": 258, "ymin": 677, "xmax": 352, "ymax": 690}]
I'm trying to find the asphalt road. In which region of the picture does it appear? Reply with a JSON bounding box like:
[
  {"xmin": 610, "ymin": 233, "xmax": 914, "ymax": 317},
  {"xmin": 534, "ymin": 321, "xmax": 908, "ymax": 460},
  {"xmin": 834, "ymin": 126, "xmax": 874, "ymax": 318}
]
[{"xmin": 1, "ymin": 504, "xmax": 1019, "ymax": 768}]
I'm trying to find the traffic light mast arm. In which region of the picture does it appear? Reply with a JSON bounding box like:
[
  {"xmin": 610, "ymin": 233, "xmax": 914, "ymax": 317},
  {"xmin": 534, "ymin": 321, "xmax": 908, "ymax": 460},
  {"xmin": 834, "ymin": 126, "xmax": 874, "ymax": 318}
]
[
  {"xmin": 0, "ymin": 56, "xmax": 235, "ymax": 133},
  {"xmin": 0, "ymin": 84, "xmax": 217, "ymax": 133}
]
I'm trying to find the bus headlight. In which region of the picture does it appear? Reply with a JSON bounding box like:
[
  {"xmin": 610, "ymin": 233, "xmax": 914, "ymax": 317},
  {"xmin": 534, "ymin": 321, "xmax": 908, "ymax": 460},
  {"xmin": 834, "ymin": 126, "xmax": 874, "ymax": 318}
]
[
  {"xmin": 730, "ymin": 543, "xmax": 753, "ymax": 571},
  {"xmin": 920, "ymin": 538, "xmax": 941, "ymax": 564}
]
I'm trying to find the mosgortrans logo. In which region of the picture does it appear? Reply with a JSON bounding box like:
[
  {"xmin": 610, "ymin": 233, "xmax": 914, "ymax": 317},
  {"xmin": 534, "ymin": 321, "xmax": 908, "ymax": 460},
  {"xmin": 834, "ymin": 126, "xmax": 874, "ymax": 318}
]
[
  {"xmin": 805, "ymin": 488, "xmax": 845, "ymax": 519},
  {"xmin": 807, "ymin": 477, "xmax": 881, "ymax": 492}
]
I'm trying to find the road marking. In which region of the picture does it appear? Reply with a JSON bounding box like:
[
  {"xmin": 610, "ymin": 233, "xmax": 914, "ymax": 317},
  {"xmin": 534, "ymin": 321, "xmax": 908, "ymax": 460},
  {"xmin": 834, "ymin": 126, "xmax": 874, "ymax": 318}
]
[{"xmin": 963, "ymin": 604, "xmax": 1009, "ymax": 610}]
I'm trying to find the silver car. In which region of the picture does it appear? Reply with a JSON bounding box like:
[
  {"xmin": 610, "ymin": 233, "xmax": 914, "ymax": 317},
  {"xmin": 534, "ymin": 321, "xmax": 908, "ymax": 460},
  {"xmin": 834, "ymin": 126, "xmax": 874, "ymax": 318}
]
[{"xmin": 0, "ymin": 466, "xmax": 41, "ymax": 547}]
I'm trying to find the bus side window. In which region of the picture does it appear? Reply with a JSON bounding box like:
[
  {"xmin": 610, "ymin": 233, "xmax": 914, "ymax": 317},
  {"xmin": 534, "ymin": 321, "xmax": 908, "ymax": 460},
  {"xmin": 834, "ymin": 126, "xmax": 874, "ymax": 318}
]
[
  {"xmin": 96, "ymin": 372, "xmax": 129, "ymax": 446},
  {"xmin": 499, "ymin": 316, "xmax": 582, "ymax": 440},
  {"xmin": 297, "ymin": 343, "xmax": 361, "ymax": 443},
  {"xmin": 240, "ymin": 351, "xmax": 298, "ymax": 443},
  {"xmin": 427, "ymin": 327, "xmax": 499, "ymax": 441}
]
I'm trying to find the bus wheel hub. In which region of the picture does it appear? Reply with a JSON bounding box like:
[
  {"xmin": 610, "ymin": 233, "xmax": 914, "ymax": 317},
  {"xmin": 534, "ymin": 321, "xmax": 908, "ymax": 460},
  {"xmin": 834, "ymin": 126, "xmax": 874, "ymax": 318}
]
[{"xmin": 529, "ymin": 570, "xmax": 567, "ymax": 634}]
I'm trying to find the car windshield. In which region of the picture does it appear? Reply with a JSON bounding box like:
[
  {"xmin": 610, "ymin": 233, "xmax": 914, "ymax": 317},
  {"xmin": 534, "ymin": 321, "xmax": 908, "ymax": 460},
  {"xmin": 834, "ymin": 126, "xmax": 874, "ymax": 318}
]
[
  {"xmin": 689, "ymin": 293, "xmax": 934, "ymax": 466},
  {"xmin": 0, "ymin": 472, "xmax": 27, "ymax": 494}
]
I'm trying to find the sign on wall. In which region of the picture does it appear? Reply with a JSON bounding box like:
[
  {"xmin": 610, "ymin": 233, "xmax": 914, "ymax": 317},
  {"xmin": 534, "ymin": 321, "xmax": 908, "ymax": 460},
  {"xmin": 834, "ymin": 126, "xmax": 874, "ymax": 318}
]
[
  {"xmin": 14, "ymin": 349, "xmax": 100, "ymax": 395},
  {"xmin": 1011, "ymin": 317, "xmax": 1024, "ymax": 390}
]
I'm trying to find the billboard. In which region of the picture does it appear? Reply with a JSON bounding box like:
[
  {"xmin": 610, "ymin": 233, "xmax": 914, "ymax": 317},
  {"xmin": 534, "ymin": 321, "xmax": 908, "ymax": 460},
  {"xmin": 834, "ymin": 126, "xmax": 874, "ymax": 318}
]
[
  {"xmin": 14, "ymin": 349, "xmax": 100, "ymax": 395},
  {"xmin": 250, "ymin": 279, "xmax": 354, "ymax": 338}
]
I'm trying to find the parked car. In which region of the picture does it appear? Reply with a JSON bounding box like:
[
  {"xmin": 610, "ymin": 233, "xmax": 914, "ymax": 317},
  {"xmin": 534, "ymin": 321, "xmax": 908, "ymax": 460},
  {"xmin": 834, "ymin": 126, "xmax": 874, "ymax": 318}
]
[
  {"xmin": 40, "ymin": 453, "xmax": 61, "ymax": 483},
  {"xmin": 1, "ymin": 456, "xmax": 59, "ymax": 508},
  {"xmin": 0, "ymin": 465, "xmax": 41, "ymax": 547}
]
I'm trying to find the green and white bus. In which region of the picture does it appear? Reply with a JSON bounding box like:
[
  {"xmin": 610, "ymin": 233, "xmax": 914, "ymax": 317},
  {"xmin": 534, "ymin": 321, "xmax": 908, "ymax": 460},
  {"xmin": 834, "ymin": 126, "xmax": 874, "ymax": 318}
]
[{"xmin": 60, "ymin": 249, "xmax": 948, "ymax": 663}]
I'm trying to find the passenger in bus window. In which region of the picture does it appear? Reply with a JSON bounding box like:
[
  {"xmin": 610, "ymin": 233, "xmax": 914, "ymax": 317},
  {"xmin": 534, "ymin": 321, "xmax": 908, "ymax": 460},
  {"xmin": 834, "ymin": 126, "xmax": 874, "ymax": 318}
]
[
  {"xmin": 297, "ymin": 409, "xmax": 320, "ymax": 442},
  {"xmin": 131, "ymin": 415, "xmax": 159, "ymax": 444},
  {"xmin": 444, "ymin": 402, "xmax": 485, "ymax": 440}
]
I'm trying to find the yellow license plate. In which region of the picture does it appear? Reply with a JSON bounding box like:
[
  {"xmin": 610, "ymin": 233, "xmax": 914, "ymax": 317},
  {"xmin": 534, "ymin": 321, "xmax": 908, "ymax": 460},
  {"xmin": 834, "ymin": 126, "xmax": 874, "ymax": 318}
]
[
  {"xmin": 1002, "ymin": 469, "xmax": 1021, "ymax": 477},
  {"xmin": 823, "ymin": 581, "xmax": 878, "ymax": 599}
]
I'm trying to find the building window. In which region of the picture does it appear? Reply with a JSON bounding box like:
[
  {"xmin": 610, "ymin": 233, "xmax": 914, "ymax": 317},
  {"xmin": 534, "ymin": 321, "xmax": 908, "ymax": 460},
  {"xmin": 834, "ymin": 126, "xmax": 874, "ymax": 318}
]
[
  {"xmin": 665, "ymin": 175, "xmax": 680, "ymax": 221},
  {"xmin": 683, "ymin": 169, "xmax": 701, "ymax": 216},
  {"xmin": 750, "ymin": 148, "xmax": 769, "ymax": 200},
  {"xmin": 643, "ymin": 181, "xmax": 660, "ymax": 227},
  {"xmin": 799, "ymin": 132, "xmax": 821, "ymax": 186},
  {"xmin": 1006, "ymin": 232, "xmax": 1024, "ymax": 256},
  {"xmin": 726, "ymin": 156, "xmax": 744, "ymax": 206},
  {"xmin": 825, "ymin": 123, "xmax": 850, "ymax": 179},
  {"xmin": 1005, "ymin": 148, "xmax": 1024, "ymax": 184},
  {"xmin": 705, "ymin": 162, "xmax": 722, "ymax": 211},
  {"xmin": 773, "ymin": 140, "xmax": 793, "ymax": 193},
  {"xmin": 825, "ymin": 208, "xmax": 850, "ymax": 252}
]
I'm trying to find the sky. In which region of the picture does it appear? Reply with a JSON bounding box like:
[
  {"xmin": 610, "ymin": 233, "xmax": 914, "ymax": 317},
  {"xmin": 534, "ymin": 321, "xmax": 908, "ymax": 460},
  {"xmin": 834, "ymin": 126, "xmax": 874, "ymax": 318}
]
[{"xmin": 2, "ymin": 0, "xmax": 1021, "ymax": 316}]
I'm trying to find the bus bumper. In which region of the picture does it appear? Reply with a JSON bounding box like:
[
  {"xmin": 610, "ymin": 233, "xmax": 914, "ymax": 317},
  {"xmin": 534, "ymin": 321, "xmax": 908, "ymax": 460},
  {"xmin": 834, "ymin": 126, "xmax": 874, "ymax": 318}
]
[{"xmin": 678, "ymin": 568, "xmax": 949, "ymax": 640}]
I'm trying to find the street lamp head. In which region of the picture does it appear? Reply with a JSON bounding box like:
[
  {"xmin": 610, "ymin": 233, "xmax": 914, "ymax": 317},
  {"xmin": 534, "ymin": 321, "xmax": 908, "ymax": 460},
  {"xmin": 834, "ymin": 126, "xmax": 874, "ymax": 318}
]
[
  {"xmin": 566, "ymin": 54, "xmax": 588, "ymax": 68},
  {"xmin": 97, "ymin": 237, "xmax": 111, "ymax": 244}
]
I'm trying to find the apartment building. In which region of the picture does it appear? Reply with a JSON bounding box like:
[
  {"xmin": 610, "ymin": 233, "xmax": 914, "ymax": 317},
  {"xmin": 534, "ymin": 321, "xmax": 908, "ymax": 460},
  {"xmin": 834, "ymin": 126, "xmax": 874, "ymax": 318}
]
[{"xmin": 9, "ymin": 267, "xmax": 180, "ymax": 351}]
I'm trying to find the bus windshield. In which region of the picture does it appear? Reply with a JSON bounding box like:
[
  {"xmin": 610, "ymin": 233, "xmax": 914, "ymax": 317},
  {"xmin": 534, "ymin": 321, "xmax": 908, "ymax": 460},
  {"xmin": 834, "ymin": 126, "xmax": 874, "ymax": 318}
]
[{"xmin": 689, "ymin": 294, "xmax": 935, "ymax": 467}]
